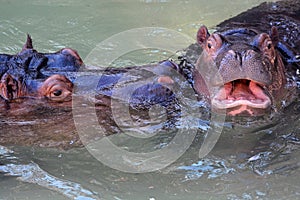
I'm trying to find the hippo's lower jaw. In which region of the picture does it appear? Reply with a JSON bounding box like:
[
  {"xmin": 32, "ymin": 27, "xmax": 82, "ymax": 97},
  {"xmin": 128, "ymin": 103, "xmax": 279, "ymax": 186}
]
[{"xmin": 211, "ymin": 79, "xmax": 271, "ymax": 116}]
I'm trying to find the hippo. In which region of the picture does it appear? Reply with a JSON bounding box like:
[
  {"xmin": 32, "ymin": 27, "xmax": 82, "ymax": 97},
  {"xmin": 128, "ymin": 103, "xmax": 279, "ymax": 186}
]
[
  {"xmin": 0, "ymin": 35, "xmax": 83, "ymax": 113},
  {"xmin": 0, "ymin": 36, "xmax": 181, "ymax": 116},
  {"xmin": 0, "ymin": 0, "xmax": 299, "ymax": 148},
  {"xmin": 181, "ymin": 0, "xmax": 299, "ymax": 116},
  {"xmin": 0, "ymin": 35, "xmax": 184, "ymax": 147}
]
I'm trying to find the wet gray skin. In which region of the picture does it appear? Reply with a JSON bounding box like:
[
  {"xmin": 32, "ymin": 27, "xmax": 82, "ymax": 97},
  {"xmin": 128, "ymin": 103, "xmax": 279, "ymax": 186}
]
[
  {"xmin": 0, "ymin": 1, "xmax": 299, "ymax": 200},
  {"xmin": 0, "ymin": 0, "xmax": 299, "ymax": 148},
  {"xmin": 184, "ymin": 0, "xmax": 299, "ymax": 116}
]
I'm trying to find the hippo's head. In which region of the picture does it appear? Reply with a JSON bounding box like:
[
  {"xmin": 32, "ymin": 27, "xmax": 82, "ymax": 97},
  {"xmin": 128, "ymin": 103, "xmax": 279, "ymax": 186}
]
[
  {"xmin": 0, "ymin": 35, "xmax": 81, "ymax": 110},
  {"xmin": 0, "ymin": 73, "xmax": 73, "ymax": 102},
  {"xmin": 194, "ymin": 26, "xmax": 288, "ymax": 116}
]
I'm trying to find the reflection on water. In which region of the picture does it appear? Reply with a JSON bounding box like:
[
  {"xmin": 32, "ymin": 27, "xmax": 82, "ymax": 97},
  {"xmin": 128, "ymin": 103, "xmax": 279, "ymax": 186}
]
[
  {"xmin": 1, "ymin": 102, "xmax": 300, "ymax": 199},
  {"xmin": 1, "ymin": 0, "xmax": 300, "ymax": 200},
  {"xmin": 1, "ymin": 110, "xmax": 300, "ymax": 199}
]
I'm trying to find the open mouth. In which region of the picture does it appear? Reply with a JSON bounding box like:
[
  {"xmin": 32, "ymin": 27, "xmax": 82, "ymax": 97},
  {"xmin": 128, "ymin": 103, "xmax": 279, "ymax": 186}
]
[{"xmin": 211, "ymin": 79, "xmax": 271, "ymax": 115}]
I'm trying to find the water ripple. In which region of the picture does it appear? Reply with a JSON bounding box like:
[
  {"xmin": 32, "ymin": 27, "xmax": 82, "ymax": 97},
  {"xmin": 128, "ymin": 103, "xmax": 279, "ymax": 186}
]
[
  {"xmin": 0, "ymin": 146, "xmax": 100, "ymax": 200},
  {"xmin": 178, "ymin": 157, "xmax": 235, "ymax": 180}
]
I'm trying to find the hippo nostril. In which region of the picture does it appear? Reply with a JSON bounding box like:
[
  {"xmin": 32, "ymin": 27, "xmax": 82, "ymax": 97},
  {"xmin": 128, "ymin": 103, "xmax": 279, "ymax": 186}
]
[
  {"xmin": 226, "ymin": 50, "xmax": 240, "ymax": 61},
  {"xmin": 61, "ymin": 48, "xmax": 75, "ymax": 55},
  {"xmin": 243, "ymin": 50, "xmax": 254, "ymax": 61},
  {"xmin": 228, "ymin": 50, "xmax": 236, "ymax": 56},
  {"xmin": 61, "ymin": 48, "xmax": 83, "ymax": 65},
  {"xmin": 228, "ymin": 50, "xmax": 241, "ymax": 61},
  {"xmin": 234, "ymin": 52, "xmax": 242, "ymax": 66}
]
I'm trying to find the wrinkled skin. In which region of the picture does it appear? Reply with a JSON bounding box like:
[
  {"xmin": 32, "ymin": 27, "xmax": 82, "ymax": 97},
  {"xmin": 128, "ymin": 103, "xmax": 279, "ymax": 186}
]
[
  {"xmin": 186, "ymin": 0, "xmax": 299, "ymax": 116},
  {"xmin": 194, "ymin": 26, "xmax": 287, "ymax": 116},
  {"xmin": 0, "ymin": 36, "xmax": 183, "ymax": 148},
  {"xmin": 0, "ymin": 35, "xmax": 82, "ymax": 109},
  {"xmin": 0, "ymin": 0, "xmax": 299, "ymax": 148},
  {"xmin": 1, "ymin": 1, "xmax": 298, "ymax": 117}
]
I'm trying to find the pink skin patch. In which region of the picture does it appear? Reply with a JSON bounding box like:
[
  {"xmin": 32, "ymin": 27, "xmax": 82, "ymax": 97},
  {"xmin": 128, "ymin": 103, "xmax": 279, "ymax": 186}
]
[
  {"xmin": 227, "ymin": 105, "xmax": 254, "ymax": 116},
  {"xmin": 157, "ymin": 76, "xmax": 174, "ymax": 84},
  {"xmin": 212, "ymin": 79, "xmax": 271, "ymax": 116}
]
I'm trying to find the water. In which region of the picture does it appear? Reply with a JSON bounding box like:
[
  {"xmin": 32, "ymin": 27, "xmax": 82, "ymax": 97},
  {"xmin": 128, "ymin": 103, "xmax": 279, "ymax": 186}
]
[{"xmin": 1, "ymin": 0, "xmax": 300, "ymax": 200}]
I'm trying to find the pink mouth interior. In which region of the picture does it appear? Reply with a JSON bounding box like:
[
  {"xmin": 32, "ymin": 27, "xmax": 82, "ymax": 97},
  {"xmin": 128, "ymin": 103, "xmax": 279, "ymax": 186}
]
[{"xmin": 212, "ymin": 79, "xmax": 271, "ymax": 115}]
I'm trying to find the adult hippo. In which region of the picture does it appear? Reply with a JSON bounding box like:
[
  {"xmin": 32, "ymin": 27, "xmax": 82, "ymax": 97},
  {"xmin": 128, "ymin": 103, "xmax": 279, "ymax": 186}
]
[
  {"xmin": 0, "ymin": 36, "xmax": 184, "ymax": 148},
  {"xmin": 0, "ymin": 35, "xmax": 180, "ymax": 116},
  {"xmin": 0, "ymin": 35, "xmax": 82, "ymax": 113}
]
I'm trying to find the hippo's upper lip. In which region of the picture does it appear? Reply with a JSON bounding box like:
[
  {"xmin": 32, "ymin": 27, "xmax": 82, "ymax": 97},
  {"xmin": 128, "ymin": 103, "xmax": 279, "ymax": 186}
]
[{"xmin": 211, "ymin": 79, "xmax": 271, "ymax": 111}]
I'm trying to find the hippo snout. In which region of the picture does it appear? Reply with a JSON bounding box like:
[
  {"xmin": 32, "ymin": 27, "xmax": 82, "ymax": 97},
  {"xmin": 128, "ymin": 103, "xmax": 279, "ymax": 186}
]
[{"xmin": 212, "ymin": 48, "xmax": 273, "ymax": 86}]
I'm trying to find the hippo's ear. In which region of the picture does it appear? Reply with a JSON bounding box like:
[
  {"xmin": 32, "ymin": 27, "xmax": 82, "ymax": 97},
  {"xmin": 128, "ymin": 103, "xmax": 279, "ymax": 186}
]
[
  {"xmin": 0, "ymin": 74, "xmax": 23, "ymax": 100},
  {"xmin": 197, "ymin": 26, "xmax": 210, "ymax": 46},
  {"xmin": 269, "ymin": 26, "xmax": 279, "ymax": 46},
  {"xmin": 22, "ymin": 34, "xmax": 33, "ymax": 51}
]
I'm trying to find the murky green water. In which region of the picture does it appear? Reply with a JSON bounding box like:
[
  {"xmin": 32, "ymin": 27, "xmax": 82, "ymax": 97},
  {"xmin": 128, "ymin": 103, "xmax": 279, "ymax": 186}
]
[{"xmin": 1, "ymin": 0, "xmax": 300, "ymax": 200}]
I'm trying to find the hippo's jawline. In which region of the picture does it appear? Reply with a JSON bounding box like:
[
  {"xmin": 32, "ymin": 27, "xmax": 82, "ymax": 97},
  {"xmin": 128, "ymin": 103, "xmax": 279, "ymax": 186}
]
[{"xmin": 211, "ymin": 79, "xmax": 271, "ymax": 111}]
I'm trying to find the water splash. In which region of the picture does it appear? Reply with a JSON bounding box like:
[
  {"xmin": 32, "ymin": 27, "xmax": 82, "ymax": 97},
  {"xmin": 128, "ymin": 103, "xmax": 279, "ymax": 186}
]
[
  {"xmin": 178, "ymin": 157, "xmax": 235, "ymax": 180},
  {"xmin": 0, "ymin": 146, "xmax": 100, "ymax": 200}
]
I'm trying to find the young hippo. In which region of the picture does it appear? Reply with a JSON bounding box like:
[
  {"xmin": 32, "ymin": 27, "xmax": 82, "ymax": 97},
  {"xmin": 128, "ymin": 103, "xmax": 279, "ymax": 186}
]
[{"xmin": 187, "ymin": 0, "xmax": 299, "ymax": 116}]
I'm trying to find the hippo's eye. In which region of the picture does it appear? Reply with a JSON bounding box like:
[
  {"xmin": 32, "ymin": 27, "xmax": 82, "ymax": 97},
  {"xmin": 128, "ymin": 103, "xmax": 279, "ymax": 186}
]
[
  {"xmin": 48, "ymin": 86, "xmax": 72, "ymax": 102},
  {"xmin": 207, "ymin": 42, "xmax": 212, "ymax": 49},
  {"xmin": 205, "ymin": 34, "xmax": 223, "ymax": 54},
  {"xmin": 53, "ymin": 90, "xmax": 62, "ymax": 96},
  {"xmin": 267, "ymin": 42, "xmax": 272, "ymax": 50},
  {"xmin": 39, "ymin": 74, "xmax": 73, "ymax": 102}
]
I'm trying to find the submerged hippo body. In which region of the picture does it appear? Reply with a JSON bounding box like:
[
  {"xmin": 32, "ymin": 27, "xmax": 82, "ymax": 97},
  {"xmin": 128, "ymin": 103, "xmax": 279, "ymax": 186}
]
[
  {"xmin": 0, "ymin": 0, "xmax": 299, "ymax": 148},
  {"xmin": 0, "ymin": 35, "xmax": 179, "ymax": 115},
  {"xmin": 184, "ymin": 0, "xmax": 299, "ymax": 116},
  {"xmin": 0, "ymin": 36, "xmax": 183, "ymax": 148}
]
